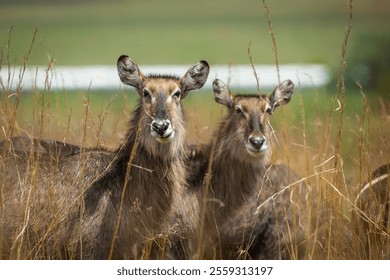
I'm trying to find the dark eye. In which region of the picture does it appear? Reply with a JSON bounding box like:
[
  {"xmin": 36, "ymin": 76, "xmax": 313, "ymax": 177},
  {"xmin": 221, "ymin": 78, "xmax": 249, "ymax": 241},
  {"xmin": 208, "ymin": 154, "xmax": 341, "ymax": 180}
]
[
  {"xmin": 143, "ymin": 89, "xmax": 151, "ymax": 98},
  {"xmin": 173, "ymin": 90, "xmax": 181, "ymax": 99},
  {"xmin": 236, "ymin": 106, "xmax": 243, "ymax": 114}
]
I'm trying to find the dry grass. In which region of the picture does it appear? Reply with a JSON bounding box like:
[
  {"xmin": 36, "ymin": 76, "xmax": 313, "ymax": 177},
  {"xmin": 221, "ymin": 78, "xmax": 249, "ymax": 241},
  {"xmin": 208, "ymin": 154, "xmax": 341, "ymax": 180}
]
[
  {"xmin": 258, "ymin": 0, "xmax": 389, "ymax": 259},
  {"xmin": 1, "ymin": 0, "xmax": 389, "ymax": 259}
]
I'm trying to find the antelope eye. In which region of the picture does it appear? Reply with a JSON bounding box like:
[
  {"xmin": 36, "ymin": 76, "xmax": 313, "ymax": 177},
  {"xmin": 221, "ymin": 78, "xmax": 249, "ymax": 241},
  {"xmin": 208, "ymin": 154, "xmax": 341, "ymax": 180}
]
[
  {"xmin": 143, "ymin": 89, "xmax": 151, "ymax": 98},
  {"xmin": 173, "ymin": 90, "xmax": 181, "ymax": 98},
  {"xmin": 236, "ymin": 106, "xmax": 243, "ymax": 114}
]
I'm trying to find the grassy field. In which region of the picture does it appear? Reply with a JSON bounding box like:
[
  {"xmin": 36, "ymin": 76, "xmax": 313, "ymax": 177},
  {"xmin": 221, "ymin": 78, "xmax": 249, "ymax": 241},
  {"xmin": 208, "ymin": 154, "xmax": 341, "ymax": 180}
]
[
  {"xmin": 2, "ymin": 71, "xmax": 390, "ymax": 259},
  {"xmin": 1, "ymin": 0, "xmax": 390, "ymax": 260}
]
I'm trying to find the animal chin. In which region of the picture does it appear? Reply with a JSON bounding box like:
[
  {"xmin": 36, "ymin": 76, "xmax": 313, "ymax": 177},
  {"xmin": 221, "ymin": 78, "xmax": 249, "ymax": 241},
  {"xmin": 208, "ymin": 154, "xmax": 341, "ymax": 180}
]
[
  {"xmin": 153, "ymin": 130, "xmax": 175, "ymax": 144},
  {"xmin": 245, "ymin": 143, "xmax": 267, "ymax": 158}
]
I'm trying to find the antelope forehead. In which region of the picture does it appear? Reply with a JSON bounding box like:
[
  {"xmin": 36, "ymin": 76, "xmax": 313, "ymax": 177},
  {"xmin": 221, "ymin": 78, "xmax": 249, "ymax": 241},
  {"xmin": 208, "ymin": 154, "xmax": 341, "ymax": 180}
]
[
  {"xmin": 236, "ymin": 99, "xmax": 268, "ymax": 114},
  {"xmin": 144, "ymin": 78, "xmax": 180, "ymax": 95}
]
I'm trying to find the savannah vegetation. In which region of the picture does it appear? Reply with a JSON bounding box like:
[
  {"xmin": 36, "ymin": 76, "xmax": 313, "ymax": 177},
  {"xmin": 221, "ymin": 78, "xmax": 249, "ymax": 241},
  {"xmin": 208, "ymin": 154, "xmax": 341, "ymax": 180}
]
[{"xmin": 0, "ymin": 0, "xmax": 389, "ymax": 259}]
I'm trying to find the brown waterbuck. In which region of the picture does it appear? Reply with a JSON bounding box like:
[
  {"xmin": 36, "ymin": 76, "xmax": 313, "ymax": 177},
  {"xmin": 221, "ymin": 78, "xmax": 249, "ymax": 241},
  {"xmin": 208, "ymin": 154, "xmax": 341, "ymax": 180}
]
[
  {"xmin": 172, "ymin": 78, "xmax": 309, "ymax": 259},
  {"xmin": 0, "ymin": 56, "xmax": 209, "ymax": 259},
  {"xmin": 353, "ymin": 163, "xmax": 390, "ymax": 259}
]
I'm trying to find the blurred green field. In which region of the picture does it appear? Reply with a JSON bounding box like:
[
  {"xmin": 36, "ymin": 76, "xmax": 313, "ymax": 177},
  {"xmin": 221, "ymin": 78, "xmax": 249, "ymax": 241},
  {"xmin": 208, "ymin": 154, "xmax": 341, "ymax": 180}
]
[{"xmin": 1, "ymin": 0, "xmax": 389, "ymax": 66}]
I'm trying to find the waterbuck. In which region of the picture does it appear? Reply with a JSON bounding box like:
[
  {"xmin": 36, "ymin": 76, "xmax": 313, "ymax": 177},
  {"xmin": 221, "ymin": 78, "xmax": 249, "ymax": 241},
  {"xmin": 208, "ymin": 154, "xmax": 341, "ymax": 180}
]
[
  {"xmin": 0, "ymin": 56, "xmax": 209, "ymax": 259},
  {"xmin": 353, "ymin": 163, "xmax": 390, "ymax": 259},
  {"xmin": 172, "ymin": 78, "xmax": 309, "ymax": 259}
]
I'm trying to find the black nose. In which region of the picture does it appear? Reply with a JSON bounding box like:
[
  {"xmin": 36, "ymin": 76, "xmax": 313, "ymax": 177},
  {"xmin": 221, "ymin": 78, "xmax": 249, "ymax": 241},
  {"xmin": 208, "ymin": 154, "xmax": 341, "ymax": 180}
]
[
  {"xmin": 152, "ymin": 121, "xmax": 170, "ymax": 136},
  {"xmin": 249, "ymin": 137, "xmax": 265, "ymax": 150}
]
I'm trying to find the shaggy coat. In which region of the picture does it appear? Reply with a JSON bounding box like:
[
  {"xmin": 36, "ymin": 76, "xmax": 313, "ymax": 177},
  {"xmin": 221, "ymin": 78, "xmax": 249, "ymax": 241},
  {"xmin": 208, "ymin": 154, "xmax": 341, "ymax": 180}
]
[
  {"xmin": 0, "ymin": 136, "xmax": 83, "ymax": 156},
  {"xmin": 353, "ymin": 163, "xmax": 390, "ymax": 259},
  {"xmin": 0, "ymin": 56, "xmax": 209, "ymax": 259},
  {"xmin": 172, "ymin": 79, "xmax": 310, "ymax": 259}
]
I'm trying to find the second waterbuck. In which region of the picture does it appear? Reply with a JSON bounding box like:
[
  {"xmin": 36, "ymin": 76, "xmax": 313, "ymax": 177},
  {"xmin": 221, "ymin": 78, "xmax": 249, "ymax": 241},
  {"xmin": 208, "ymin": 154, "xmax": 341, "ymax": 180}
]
[
  {"xmin": 0, "ymin": 56, "xmax": 209, "ymax": 259},
  {"xmin": 172, "ymin": 78, "xmax": 309, "ymax": 259}
]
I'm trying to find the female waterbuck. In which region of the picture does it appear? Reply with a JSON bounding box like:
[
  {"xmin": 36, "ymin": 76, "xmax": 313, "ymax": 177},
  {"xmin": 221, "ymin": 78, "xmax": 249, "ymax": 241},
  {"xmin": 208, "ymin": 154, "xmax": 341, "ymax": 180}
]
[
  {"xmin": 0, "ymin": 56, "xmax": 209, "ymax": 259},
  {"xmin": 173, "ymin": 78, "xmax": 308, "ymax": 259}
]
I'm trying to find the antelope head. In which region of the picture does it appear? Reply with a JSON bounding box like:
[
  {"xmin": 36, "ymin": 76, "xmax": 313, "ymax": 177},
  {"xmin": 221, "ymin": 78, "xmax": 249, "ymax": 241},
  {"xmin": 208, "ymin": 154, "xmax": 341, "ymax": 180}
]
[
  {"xmin": 213, "ymin": 79, "xmax": 294, "ymax": 159},
  {"xmin": 117, "ymin": 56, "xmax": 209, "ymax": 143}
]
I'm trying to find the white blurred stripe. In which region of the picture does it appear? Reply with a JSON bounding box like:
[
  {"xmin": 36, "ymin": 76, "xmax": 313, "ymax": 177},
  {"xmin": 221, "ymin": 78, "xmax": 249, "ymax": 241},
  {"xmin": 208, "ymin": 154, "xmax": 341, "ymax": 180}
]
[{"xmin": 1, "ymin": 64, "xmax": 329, "ymax": 91}]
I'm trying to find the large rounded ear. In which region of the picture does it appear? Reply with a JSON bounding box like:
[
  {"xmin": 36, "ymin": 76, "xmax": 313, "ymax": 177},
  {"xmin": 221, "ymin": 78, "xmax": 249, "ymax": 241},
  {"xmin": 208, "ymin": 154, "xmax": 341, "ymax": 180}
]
[
  {"xmin": 267, "ymin": 79, "xmax": 294, "ymax": 114},
  {"xmin": 117, "ymin": 55, "xmax": 145, "ymax": 92},
  {"xmin": 180, "ymin": 60, "xmax": 210, "ymax": 98},
  {"xmin": 212, "ymin": 79, "xmax": 234, "ymax": 108}
]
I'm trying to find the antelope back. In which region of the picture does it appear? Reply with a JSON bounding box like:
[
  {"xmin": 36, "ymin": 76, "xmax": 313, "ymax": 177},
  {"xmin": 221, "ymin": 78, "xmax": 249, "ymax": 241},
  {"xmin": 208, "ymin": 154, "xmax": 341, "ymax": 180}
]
[
  {"xmin": 355, "ymin": 164, "xmax": 390, "ymax": 228},
  {"xmin": 353, "ymin": 164, "xmax": 390, "ymax": 259}
]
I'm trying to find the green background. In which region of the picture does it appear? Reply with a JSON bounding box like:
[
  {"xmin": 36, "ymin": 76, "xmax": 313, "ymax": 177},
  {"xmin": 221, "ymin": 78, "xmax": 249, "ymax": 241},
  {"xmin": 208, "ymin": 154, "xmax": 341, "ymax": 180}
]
[{"xmin": 1, "ymin": 0, "xmax": 388, "ymax": 66}]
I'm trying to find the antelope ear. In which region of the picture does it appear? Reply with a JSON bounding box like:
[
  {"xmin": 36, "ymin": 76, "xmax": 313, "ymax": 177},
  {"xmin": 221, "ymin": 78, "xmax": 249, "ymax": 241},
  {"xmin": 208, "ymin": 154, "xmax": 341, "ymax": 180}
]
[
  {"xmin": 212, "ymin": 79, "xmax": 234, "ymax": 108},
  {"xmin": 180, "ymin": 60, "xmax": 210, "ymax": 98},
  {"xmin": 117, "ymin": 55, "xmax": 145, "ymax": 91},
  {"xmin": 267, "ymin": 79, "xmax": 294, "ymax": 114}
]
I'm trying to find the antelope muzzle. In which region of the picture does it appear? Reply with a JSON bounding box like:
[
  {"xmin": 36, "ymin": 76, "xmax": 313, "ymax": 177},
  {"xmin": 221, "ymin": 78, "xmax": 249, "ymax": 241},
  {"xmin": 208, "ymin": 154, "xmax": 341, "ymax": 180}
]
[
  {"xmin": 150, "ymin": 119, "xmax": 175, "ymax": 143},
  {"xmin": 245, "ymin": 135, "xmax": 268, "ymax": 157}
]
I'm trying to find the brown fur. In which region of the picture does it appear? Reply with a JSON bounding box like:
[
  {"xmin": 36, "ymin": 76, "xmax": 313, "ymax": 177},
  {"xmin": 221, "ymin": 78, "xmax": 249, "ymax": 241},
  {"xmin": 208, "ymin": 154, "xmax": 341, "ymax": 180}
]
[
  {"xmin": 171, "ymin": 79, "xmax": 310, "ymax": 259},
  {"xmin": 0, "ymin": 136, "xmax": 84, "ymax": 156},
  {"xmin": 218, "ymin": 164, "xmax": 309, "ymax": 259},
  {"xmin": 0, "ymin": 56, "xmax": 209, "ymax": 259},
  {"xmin": 353, "ymin": 163, "xmax": 390, "ymax": 259}
]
